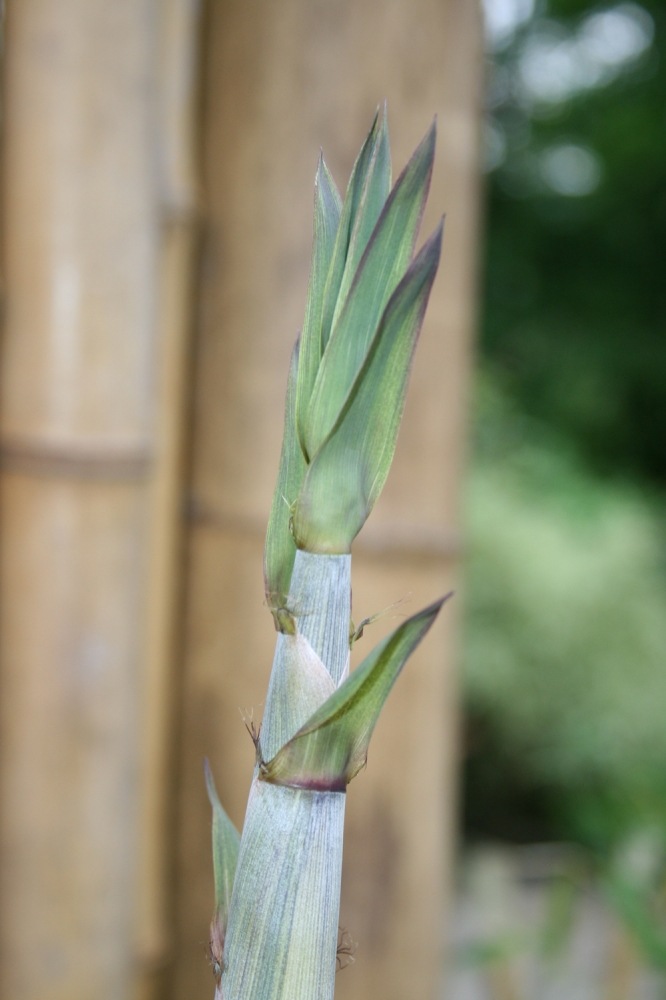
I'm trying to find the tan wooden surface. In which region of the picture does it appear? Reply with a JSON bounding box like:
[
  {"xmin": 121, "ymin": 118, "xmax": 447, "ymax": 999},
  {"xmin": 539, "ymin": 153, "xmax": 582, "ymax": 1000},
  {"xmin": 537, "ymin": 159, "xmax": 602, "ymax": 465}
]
[
  {"xmin": 134, "ymin": 2, "xmax": 201, "ymax": 996},
  {"xmin": 0, "ymin": 3, "xmax": 199, "ymax": 998},
  {"xmin": 173, "ymin": 2, "xmax": 482, "ymax": 999}
]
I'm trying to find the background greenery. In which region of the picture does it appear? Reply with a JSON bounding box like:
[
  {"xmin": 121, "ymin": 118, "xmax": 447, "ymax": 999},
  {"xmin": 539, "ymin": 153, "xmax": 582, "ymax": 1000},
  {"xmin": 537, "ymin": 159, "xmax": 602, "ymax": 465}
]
[{"xmin": 463, "ymin": 0, "xmax": 666, "ymax": 873}]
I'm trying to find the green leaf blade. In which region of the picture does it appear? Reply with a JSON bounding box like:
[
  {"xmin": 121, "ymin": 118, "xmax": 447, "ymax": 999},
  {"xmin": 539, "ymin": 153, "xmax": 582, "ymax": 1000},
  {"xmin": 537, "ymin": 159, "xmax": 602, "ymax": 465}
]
[
  {"xmin": 260, "ymin": 595, "xmax": 450, "ymax": 791},
  {"xmin": 264, "ymin": 339, "xmax": 307, "ymax": 614},
  {"xmin": 317, "ymin": 108, "xmax": 383, "ymax": 361},
  {"xmin": 303, "ymin": 120, "xmax": 436, "ymax": 461},
  {"xmin": 329, "ymin": 106, "xmax": 391, "ymax": 335},
  {"xmin": 295, "ymin": 155, "xmax": 342, "ymax": 455},
  {"xmin": 292, "ymin": 221, "xmax": 443, "ymax": 554},
  {"xmin": 205, "ymin": 759, "xmax": 241, "ymax": 972}
]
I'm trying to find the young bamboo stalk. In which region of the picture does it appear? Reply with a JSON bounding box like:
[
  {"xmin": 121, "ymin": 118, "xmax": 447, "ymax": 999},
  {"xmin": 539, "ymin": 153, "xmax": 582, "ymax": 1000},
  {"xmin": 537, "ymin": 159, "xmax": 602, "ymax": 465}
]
[{"xmin": 206, "ymin": 106, "xmax": 449, "ymax": 1000}]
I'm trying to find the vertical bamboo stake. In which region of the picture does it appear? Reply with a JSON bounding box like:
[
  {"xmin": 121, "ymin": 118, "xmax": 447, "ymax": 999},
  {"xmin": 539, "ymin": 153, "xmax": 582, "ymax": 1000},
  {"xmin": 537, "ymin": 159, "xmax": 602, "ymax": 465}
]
[
  {"xmin": 0, "ymin": 3, "xmax": 198, "ymax": 998},
  {"xmin": 173, "ymin": 2, "xmax": 482, "ymax": 999},
  {"xmin": 134, "ymin": 2, "xmax": 201, "ymax": 997}
]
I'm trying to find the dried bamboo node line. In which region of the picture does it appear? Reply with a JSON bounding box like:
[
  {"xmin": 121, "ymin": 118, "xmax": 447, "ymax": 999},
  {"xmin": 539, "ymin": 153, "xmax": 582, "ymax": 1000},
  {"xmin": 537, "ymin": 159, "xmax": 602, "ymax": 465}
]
[
  {"xmin": 187, "ymin": 497, "xmax": 462, "ymax": 562},
  {"xmin": 0, "ymin": 436, "xmax": 152, "ymax": 480}
]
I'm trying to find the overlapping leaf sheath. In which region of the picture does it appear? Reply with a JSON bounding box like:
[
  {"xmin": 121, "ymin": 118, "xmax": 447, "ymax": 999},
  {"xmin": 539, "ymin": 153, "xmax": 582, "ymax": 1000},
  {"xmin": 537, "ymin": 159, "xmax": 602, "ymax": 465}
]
[
  {"xmin": 208, "ymin": 109, "xmax": 447, "ymax": 1000},
  {"xmin": 261, "ymin": 595, "xmax": 449, "ymax": 791},
  {"xmin": 263, "ymin": 106, "xmax": 442, "ymax": 609},
  {"xmin": 222, "ymin": 552, "xmax": 350, "ymax": 1000}
]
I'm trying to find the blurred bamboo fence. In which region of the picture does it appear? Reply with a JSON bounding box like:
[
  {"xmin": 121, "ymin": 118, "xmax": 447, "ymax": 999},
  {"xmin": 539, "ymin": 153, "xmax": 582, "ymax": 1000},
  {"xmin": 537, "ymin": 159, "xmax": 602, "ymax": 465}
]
[{"xmin": 0, "ymin": 2, "xmax": 482, "ymax": 1000}]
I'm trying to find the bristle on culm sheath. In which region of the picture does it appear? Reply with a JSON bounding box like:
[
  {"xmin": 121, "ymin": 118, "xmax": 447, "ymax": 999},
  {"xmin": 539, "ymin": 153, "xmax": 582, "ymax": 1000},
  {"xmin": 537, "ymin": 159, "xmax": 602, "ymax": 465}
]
[{"xmin": 212, "ymin": 107, "xmax": 449, "ymax": 1000}]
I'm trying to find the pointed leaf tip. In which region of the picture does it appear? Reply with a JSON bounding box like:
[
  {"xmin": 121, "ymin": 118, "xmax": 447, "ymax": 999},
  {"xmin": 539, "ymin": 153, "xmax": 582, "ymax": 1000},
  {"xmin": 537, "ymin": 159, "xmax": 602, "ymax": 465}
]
[
  {"xmin": 205, "ymin": 759, "xmax": 241, "ymax": 972},
  {"xmin": 303, "ymin": 118, "xmax": 438, "ymax": 463},
  {"xmin": 292, "ymin": 218, "xmax": 444, "ymax": 553},
  {"xmin": 326, "ymin": 104, "xmax": 392, "ymax": 336},
  {"xmin": 260, "ymin": 593, "xmax": 453, "ymax": 791},
  {"xmin": 294, "ymin": 153, "xmax": 344, "ymax": 460},
  {"xmin": 317, "ymin": 107, "xmax": 388, "ymax": 358}
]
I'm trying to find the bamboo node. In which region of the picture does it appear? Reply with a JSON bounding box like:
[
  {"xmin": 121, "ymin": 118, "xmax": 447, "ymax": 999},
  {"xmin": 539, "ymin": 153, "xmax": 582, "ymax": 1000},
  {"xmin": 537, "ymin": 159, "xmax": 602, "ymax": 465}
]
[{"xmin": 0, "ymin": 436, "xmax": 152, "ymax": 480}]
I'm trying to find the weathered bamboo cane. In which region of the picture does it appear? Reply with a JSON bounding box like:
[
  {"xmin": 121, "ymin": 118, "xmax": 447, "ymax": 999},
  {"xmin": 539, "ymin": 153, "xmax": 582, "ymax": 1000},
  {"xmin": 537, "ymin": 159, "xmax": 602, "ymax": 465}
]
[
  {"xmin": 0, "ymin": 3, "xmax": 199, "ymax": 998},
  {"xmin": 135, "ymin": 2, "xmax": 201, "ymax": 996}
]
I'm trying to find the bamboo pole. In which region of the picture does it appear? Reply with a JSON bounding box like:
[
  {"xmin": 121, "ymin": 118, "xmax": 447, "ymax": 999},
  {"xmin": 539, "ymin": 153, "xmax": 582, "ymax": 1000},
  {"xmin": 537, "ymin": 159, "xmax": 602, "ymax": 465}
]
[
  {"xmin": 134, "ymin": 2, "xmax": 201, "ymax": 997},
  {"xmin": 172, "ymin": 2, "xmax": 482, "ymax": 999},
  {"xmin": 0, "ymin": 3, "xmax": 199, "ymax": 998}
]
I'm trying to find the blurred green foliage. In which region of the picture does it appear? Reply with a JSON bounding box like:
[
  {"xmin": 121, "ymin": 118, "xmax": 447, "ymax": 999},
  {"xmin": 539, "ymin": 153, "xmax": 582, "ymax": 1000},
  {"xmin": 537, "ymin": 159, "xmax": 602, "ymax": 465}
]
[
  {"xmin": 483, "ymin": 0, "xmax": 666, "ymax": 483},
  {"xmin": 468, "ymin": 389, "xmax": 666, "ymax": 794},
  {"xmin": 464, "ymin": 377, "xmax": 666, "ymax": 832},
  {"xmin": 464, "ymin": 0, "xmax": 666, "ymax": 867}
]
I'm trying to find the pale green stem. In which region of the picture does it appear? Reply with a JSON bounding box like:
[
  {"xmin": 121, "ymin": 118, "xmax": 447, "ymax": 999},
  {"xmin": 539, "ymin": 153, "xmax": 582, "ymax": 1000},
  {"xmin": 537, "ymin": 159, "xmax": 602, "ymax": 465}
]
[
  {"xmin": 221, "ymin": 551, "xmax": 351, "ymax": 1000},
  {"xmin": 220, "ymin": 782, "xmax": 345, "ymax": 1000},
  {"xmin": 286, "ymin": 551, "xmax": 351, "ymax": 685},
  {"xmin": 261, "ymin": 552, "xmax": 351, "ymax": 760}
]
